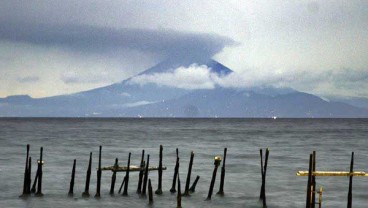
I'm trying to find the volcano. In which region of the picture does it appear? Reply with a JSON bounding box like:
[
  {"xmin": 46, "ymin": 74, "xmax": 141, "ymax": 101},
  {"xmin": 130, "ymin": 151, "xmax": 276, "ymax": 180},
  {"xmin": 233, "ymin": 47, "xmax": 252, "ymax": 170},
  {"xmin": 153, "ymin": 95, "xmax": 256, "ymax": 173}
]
[{"xmin": 1, "ymin": 59, "xmax": 368, "ymax": 117}]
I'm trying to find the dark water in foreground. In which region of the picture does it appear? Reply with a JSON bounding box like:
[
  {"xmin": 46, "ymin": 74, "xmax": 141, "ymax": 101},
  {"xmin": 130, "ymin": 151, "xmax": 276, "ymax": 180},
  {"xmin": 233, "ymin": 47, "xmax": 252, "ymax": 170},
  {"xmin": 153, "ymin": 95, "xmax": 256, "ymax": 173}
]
[{"xmin": 0, "ymin": 118, "xmax": 367, "ymax": 208}]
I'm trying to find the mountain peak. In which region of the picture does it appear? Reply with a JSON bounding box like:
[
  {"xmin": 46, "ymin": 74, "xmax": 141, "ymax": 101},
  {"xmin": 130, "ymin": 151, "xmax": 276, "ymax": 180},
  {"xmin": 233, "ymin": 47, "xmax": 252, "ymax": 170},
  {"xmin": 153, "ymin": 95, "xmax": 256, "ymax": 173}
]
[
  {"xmin": 138, "ymin": 58, "xmax": 233, "ymax": 76},
  {"xmin": 1, "ymin": 95, "xmax": 33, "ymax": 104},
  {"xmin": 4, "ymin": 94, "xmax": 32, "ymax": 100}
]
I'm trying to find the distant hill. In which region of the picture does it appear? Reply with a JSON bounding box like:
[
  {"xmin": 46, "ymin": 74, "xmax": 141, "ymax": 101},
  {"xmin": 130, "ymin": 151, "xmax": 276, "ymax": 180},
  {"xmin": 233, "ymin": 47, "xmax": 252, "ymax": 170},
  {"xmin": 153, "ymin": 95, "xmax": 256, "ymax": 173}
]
[
  {"xmin": 1, "ymin": 59, "xmax": 368, "ymax": 117},
  {"xmin": 326, "ymin": 96, "xmax": 368, "ymax": 110}
]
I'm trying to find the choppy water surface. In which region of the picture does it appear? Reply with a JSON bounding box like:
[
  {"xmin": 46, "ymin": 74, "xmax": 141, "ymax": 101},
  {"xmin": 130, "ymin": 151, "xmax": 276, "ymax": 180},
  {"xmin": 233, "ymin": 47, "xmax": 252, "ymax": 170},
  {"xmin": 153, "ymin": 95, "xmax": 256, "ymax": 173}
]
[{"xmin": 0, "ymin": 118, "xmax": 367, "ymax": 208}]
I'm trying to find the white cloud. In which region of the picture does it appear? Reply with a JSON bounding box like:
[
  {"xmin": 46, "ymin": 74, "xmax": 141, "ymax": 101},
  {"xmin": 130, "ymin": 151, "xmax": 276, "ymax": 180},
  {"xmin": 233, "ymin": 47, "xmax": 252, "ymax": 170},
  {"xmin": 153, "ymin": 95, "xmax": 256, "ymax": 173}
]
[
  {"xmin": 110, "ymin": 101, "xmax": 156, "ymax": 108},
  {"xmin": 129, "ymin": 64, "xmax": 219, "ymax": 90},
  {"xmin": 129, "ymin": 63, "xmax": 368, "ymax": 98},
  {"xmin": 129, "ymin": 64, "xmax": 291, "ymax": 89},
  {"xmin": 123, "ymin": 101, "xmax": 155, "ymax": 107}
]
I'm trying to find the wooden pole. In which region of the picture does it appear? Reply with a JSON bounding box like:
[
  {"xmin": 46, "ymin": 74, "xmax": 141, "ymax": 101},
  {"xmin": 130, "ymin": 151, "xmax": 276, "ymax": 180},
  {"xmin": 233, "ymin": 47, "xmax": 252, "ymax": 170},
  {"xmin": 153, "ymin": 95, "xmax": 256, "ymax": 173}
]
[
  {"xmin": 189, "ymin": 175, "xmax": 200, "ymax": 193},
  {"xmin": 122, "ymin": 152, "xmax": 131, "ymax": 196},
  {"xmin": 21, "ymin": 144, "xmax": 30, "ymax": 196},
  {"xmin": 95, "ymin": 146, "xmax": 102, "ymax": 197},
  {"xmin": 311, "ymin": 151, "xmax": 316, "ymax": 208},
  {"xmin": 183, "ymin": 151, "xmax": 194, "ymax": 196},
  {"xmin": 262, "ymin": 148, "xmax": 269, "ymax": 207},
  {"xmin": 141, "ymin": 154, "xmax": 150, "ymax": 196},
  {"xmin": 118, "ymin": 176, "xmax": 126, "ymax": 194},
  {"xmin": 35, "ymin": 147, "xmax": 43, "ymax": 197},
  {"xmin": 306, "ymin": 154, "xmax": 313, "ymax": 208},
  {"xmin": 110, "ymin": 158, "xmax": 118, "ymax": 195},
  {"xmin": 82, "ymin": 152, "xmax": 92, "ymax": 197},
  {"xmin": 31, "ymin": 166, "xmax": 38, "ymax": 193},
  {"xmin": 260, "ymin": 149, "xmax": 264, "ymax": 200},
  {"xmin": 206, "ymin": 156, "xmax": 221, "ymax": 200},
  {"xmin": 155, "ymin": 145, "xmax": 163, "ymax": 195},
  {"xmin": 148, "ymin": 179, "xmax": 153, "ymax": 204},
  {"xmin": 297, "ymin": 171, "xmax": 368, "ymax": 176},
  {"xmin": 170, "ymin": 148, "xmax": 179, "ymax": 193},
  {"xmin": 137, "ymin": 150, "xmax": 145, "ymax": 194},
  {"xmin": 347, "ymin": 152, "xmax": 354, "ymax": 208},
  {"xmin": 68, "ymin": 159, "xmax": 76, "ymax": 196},
  {"xmin": 27, "ymin": 157, "xmax": 32, "ymax": 194},
  {"xmin": 177, "ymin": 168, "xmax": 182, "ymax": 208},
  {"xmin": 318, "ymin": 187, "xmax": 323, "ymax": 208},
  {"xmin": 217, "ymin": 147, "xmax": 227, "ymax": 195}
]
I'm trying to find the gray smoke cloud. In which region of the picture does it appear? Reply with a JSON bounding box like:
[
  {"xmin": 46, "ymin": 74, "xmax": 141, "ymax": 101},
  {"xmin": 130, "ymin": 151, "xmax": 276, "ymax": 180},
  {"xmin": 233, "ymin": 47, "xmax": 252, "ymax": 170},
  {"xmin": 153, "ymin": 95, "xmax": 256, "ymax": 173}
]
[{"xmin": 0, "ymin": 22, "xmax": 235, "ymax": 62}]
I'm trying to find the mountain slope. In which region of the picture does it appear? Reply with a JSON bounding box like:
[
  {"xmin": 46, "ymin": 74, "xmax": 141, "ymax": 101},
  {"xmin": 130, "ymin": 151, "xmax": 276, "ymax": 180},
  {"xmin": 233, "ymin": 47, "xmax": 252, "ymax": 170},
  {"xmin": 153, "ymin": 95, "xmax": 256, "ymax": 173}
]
[
  {"xmin": 1, "ymin": 59, "xmax": 368, "ymax": 117},
  {"xmin": 121, "ymin": 89, "xmax": 368, "ymax": 118}
]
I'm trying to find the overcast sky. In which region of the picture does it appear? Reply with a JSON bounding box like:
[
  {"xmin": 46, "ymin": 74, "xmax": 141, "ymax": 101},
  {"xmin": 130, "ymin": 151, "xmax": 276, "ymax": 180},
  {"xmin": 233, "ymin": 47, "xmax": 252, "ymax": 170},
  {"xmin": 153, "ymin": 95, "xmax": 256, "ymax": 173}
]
[{"xmin": 1, "ymin": 0, "xmax": 367, "ymax": 98}]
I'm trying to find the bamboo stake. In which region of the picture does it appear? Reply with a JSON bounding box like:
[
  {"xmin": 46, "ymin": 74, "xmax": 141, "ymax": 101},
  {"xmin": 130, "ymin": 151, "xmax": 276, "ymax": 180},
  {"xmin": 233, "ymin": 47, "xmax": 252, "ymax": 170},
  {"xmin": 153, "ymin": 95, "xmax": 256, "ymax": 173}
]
[
  {"xmin": 68, "ymin": 159, "xmax": 76, "ymax": 196},
  {"xmin": 155, "ymin": 145, "xmax": 163, "ymax": 195},
  {"xmin": 137, "ymin": 150, "xmax": 145, "ymax": 194},
  {"xmin": 110, "ymin": 158, "xmax": 118, "ymax": 195},
  {"xmin": 148, "ymin": 179, "xmax": 153, "ymax": 204},
  {"xmin": 217, "ymin": 147, "xmax": 227, "ymax": 195},
  {"xmin": 35, "ymin": 147, "xmax": 43, "ymax": 197},
  {"xmin": 122, "ymin": 152, "xmax": 131, "ymax": 196},
  {"xmin": 82, "ymin": 152, "xmax": 92, "ymax": 197},
  {"xmin": 347, "ymin": 152, "xmax": 354, "ymax": 208},
  {"xmin": 21, "ymin": 144, "xmax": 30, "ymax": 196},
  {"xmin": 141, "ymin": 154, "xmax": 150, "ymax": 196},
  {"xmin": 95, "ymin": 146, "xmax": 102, "ymax": 198},
  {"xmin": 183, "ymin": 151, "xmax": 194, "ymax": 196},
  {"xmin": 170, "ymin": 148, "xmax": 179, "ymax": 193}
]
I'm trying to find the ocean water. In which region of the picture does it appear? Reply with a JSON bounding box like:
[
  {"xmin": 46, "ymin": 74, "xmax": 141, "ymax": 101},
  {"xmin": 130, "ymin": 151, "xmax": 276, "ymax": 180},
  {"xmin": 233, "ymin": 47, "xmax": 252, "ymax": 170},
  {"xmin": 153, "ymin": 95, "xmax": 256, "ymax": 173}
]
[{"xmin": 0, "ymin": 118, "xmax": 367, "ymax": 208}]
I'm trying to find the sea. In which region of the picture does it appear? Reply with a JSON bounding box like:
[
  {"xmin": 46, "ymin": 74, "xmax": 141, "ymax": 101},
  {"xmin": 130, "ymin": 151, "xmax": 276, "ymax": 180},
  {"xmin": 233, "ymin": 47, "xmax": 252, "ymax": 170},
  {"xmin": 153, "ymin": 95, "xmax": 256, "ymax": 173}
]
[{"xmin": 0, "ymin": 118, "xmax": 367, "ymax": 208}]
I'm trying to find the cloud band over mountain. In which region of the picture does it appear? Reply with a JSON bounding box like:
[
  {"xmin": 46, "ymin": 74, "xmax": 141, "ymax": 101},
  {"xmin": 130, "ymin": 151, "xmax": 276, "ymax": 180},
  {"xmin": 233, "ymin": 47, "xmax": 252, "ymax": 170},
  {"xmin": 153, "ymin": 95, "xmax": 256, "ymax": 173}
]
[
  {"xmin": 0, "ymin": 22, "xmax": 235, "ymax": 61},
  {"xmin": 129, "ymin": 63, "xmax": 368, "ymax": 98}
]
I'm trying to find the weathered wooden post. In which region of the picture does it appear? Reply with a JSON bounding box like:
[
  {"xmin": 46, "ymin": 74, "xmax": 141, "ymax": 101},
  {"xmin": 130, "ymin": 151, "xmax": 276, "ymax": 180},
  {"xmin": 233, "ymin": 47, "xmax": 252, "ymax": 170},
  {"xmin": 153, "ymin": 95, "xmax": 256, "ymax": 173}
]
[
  {"xmin": 183, "ymin": 151, "xmax": 194, "ymax": 196},
  {"xmin": 206, "ymin": 156, "xmax": 221, "ymax": 200},
  {"xmin": 347, "ymin": 152, "xmax": 354, "ymax": 208},
  {"xmin": 155, "ymin": 145, "xmax": 163, "ymax": 195},
  {"xmin": 95, "ymin": 146, "xmax": 102, "ymax": 198},
  {"xmin": 141, "ymin": 154, "xmax": 150, "ymax": 196},
  {"xmin": 264, "ymin": 148, "xmax": 269, "ymax": 207},
  {"xmin": 122, "ymin": 152, "xmax": 131, "ymax": 196},
  {"xmin": 217, "ymin": 147, "xmax": 227, "ymax": 195},
  {"xmin": 68, "ymin": 159, "xmax": 76, "ymax": 196},
  {"xmin": 118, "ymin": 176, "xmax": 126, "ymax": 194},
  {"xmin": 35, "ymin": 147, "xmax": 43, "ymax": 197},
  {"xmin": 312, "ymin": 151, "xmax": 316, "ymax": 208},
  {"xmin": 189, "ymin": 175, "xmax": 200, "ymax": 193},
  {"xmin": 259, "ymin": 149, "xmax": 264, "ymax": 200},
  {"xmin": 82, "ymin": 152, "xmax": 92, "ymax": 197},
  {"xmin": 177, "ymin": 168, "xmax": 182, "ymax": 208},
  {"xmin": 259, "ymin": 148, "xmax": 269, "ymax": 207},
  {"xmin": 27, "ymin": 157, "xmax": 32, "ymax": 194},
  {"xmin": 148, "ymin": 179, "xmax": 153, "ymax": 204},
  {"xmin": 170, "ymin": 148, "xmax": 179, "ymax": 193},
  {"xmin": 21, "ymin": 144, "xmax": 30, "ymax": 196},
  {"xmin": 110, "ymin": 158, "xmax": 119, "ymax": 195},
  {"xmin": 306, "ymin": 154, "xmax": 313, "ymax": 208},
  {"xmin": 137, "ymin": 150, "xmax": 145, "ymax": 194},
  {"xmin": 318, "ymin": 187, "xmax": 323, "ymax": 208},
  {"xmin": 31, "ymin": 168, "xmax": 38, "ymax": 193}
]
